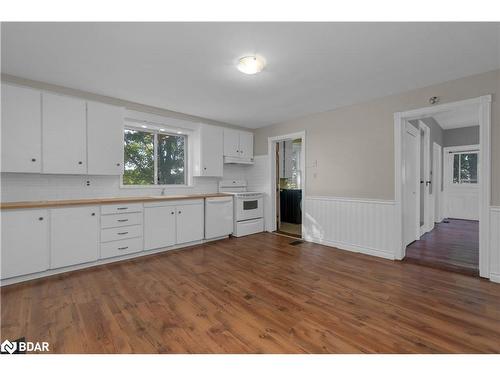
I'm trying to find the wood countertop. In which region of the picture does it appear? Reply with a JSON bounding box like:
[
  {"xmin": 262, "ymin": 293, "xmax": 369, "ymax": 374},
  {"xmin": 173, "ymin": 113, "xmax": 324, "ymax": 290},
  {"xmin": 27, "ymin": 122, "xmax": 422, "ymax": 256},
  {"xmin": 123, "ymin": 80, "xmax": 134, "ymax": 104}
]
[{"xmin": 0, "ymin": 193, "xmax": 233, "ymax": 210}]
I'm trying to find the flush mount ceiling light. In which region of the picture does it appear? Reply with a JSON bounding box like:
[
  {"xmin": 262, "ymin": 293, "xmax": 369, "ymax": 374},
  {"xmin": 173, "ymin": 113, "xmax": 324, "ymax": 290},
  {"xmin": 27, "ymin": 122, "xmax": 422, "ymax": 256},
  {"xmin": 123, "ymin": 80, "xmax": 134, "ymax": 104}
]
[{"xmin": 237, "ymin": 55, "xmax": 266, "ymax": 75}]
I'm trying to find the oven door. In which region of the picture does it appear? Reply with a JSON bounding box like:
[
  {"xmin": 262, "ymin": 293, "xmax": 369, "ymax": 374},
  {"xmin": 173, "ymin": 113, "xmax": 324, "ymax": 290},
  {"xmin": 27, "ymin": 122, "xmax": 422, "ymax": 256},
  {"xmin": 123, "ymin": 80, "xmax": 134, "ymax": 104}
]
[{"xmin": 236, "ymin": 196, "xmax": 263, "ymax": 221}]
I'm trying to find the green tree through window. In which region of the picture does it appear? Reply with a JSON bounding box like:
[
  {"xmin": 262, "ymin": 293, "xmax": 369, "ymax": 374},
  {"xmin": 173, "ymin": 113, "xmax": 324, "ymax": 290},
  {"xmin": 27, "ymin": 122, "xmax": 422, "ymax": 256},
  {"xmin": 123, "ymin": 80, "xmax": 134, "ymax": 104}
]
[{"xmin": 123, "ymin": 128, "xmax": 186, "ymax": 185}]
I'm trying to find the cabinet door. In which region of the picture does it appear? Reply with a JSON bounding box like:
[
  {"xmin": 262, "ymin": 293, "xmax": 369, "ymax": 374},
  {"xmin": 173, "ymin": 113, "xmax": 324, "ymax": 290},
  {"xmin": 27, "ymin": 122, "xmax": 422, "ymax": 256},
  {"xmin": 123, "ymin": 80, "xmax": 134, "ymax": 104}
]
[
  {"xmin": 42, "ymin": 93, "xmax": 87, "ymax": 174},
  {"xmin": 1, "ymin": 209, "xmax": 49, "ymax": 279},
  {"xmin": 87, "ymin": 101, "xmax": 124, "ymax": 175},
  {"xmin": 1, "ymin": 84, "xmax": 42, "ymax": 173},
  {"xmin": 51, "ymin": 206, "xmax": 99, "ymax": 268},
  {"xmin": 239, "ymin": 131, "xmax": 254, "ymax": 159},
  {"xmin": 201, "ymin": 125, "xmax": 223, "ymax": 176},
  {"xmin": 223, "ymin": 128, "xmax": 240, "ymax": 158},
  {"xmin": 176, "ymin": 202, "xmax": 204, "ymax": 244},
  {"xmin": 144, "ymin": 206, "xmax": 176, "ymax": 250}
]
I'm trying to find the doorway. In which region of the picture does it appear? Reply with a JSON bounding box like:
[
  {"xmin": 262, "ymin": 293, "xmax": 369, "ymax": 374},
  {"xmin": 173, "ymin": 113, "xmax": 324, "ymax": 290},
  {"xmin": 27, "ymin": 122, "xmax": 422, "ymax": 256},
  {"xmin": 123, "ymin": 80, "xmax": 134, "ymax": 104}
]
[
  {"xmin": 268, "ymin": 131, "xmax": 306, "ymax": 238},
  {"xmin": 275, "ymin": 138, "xmax": 303, "ymax": 237},
  {"xmin": 395, "ymin": 96, "xmax": 491, "ymax": 279}
]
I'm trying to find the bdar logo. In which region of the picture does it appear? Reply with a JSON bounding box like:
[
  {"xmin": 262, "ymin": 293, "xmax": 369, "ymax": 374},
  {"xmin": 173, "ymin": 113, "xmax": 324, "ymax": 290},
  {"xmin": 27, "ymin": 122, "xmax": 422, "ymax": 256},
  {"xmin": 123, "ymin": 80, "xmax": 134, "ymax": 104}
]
[{"xmin": 1, "ymin": 340, "xmax": 17, "ymax": 354}]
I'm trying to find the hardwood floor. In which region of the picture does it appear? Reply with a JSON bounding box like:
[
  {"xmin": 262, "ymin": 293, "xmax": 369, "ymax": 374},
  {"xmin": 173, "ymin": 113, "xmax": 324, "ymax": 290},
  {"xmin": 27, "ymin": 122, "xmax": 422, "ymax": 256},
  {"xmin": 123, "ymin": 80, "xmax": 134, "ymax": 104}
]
[
  {"xmin": 404, "ymin": 219, "xmax": 479, "ymax": 276},
  {"xmin": 2, "ymin": 233, "xmax": 500, "ymax": 353}
]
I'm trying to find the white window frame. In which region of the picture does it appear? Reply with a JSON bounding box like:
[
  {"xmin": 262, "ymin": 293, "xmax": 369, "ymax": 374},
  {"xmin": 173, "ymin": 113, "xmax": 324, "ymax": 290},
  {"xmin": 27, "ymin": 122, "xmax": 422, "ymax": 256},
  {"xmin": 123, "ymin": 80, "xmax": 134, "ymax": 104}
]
[
  {"xmin": 444, "ymin": 144, "xmax": 480, "ymax": 188},
  {"xmin": 450, "ymin": 150, "xmax": 479, "ymax": 185},
  {"xmin": 122, "ymin": 125, "xmax": 188, "ymax": 187}
]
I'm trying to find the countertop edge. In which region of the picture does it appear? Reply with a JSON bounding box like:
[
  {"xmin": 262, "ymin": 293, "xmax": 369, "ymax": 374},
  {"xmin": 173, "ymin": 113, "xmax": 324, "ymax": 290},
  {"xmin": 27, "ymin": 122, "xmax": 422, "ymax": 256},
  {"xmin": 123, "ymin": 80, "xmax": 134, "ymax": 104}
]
[{"xmin": 0, "ymin": 193, "xmax": 233, "ymax": 210}]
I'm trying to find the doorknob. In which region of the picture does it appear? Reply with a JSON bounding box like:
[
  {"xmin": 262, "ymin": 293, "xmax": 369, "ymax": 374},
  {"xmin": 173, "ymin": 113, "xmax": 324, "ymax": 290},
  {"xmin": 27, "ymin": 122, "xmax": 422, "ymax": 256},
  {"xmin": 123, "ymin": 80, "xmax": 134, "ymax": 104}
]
[{"xmin": 425, "ymin": 180, "xmax": 431, "ymax": 186}]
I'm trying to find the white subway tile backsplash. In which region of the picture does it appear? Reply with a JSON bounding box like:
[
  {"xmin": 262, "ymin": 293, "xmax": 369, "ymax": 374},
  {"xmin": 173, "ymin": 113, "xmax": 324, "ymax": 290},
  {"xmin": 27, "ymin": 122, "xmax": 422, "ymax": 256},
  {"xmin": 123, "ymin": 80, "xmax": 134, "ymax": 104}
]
[{"xmin": 1, "ymin": 163, "xmax": 260, "ymax": 202}]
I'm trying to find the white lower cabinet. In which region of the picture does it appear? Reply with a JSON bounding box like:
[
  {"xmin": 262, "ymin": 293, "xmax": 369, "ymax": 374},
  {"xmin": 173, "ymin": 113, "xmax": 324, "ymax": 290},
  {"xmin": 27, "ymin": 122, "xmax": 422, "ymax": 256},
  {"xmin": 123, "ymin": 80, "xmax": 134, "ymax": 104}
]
[
  {"xmin": 100, "ymin": 203, "xmax": 144, "ymax": 259},
  {"xmin": 100, "ymin": 237, "xmax": 143, "ymax": 259},
  {"xmin": 1, "ymin": 198, "xmax": 208, "ymax": 282},
  {"xmin": 50, "ymin": 206, "xmax": 99, "ymax": 269},
  {"xmin": 144, "ymin": 204, "xmax": 176, "ymax": 250},
  {"xmin": 144, "ymin": 199, "xmax": 204, "ymax": 249},
  {"xmin": 176, "ymin": 200, "xmax": 204, "ymax": 244},
  {"xmin": 1, "ymin": 209, "xmax": 49, "ymax": 279}
]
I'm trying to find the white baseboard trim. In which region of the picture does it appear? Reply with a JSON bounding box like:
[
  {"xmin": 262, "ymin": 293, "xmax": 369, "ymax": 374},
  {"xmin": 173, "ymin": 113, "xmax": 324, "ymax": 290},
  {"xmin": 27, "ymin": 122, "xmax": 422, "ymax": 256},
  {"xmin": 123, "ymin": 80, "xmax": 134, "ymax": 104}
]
[
  {"xmin": 304, "ymin": 235, "xmax": 395, "ymax": 260},
  {"xmin": 0, "ymin": 238, "xmax": 213, "ymax": 286},
  {"xmin": 489, "ymin": 273, "xmax": 500, "ymax": 283}
]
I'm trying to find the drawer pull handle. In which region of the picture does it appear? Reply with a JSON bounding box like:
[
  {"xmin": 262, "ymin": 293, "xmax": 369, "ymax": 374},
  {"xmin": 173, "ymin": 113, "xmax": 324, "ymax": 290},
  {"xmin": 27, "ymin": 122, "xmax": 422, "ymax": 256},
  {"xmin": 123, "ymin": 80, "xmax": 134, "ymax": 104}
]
[
  {"xmin": 117, "ymin": 232, "xmax": 129, "ymax": 235},
  {"xmin": 117, "ymin": 207, "xmax": 128, "ymax": 210},
  {"xmin": 38, "ymin": 217, "xmax": 44, "ymax": 221},
  {"xmin": 117, "ymin": 219, "xmax": 129, "ymax": 222},
  {"xmin": 118, "ymin": 246, "xmax": 129, "ymax": 250}
]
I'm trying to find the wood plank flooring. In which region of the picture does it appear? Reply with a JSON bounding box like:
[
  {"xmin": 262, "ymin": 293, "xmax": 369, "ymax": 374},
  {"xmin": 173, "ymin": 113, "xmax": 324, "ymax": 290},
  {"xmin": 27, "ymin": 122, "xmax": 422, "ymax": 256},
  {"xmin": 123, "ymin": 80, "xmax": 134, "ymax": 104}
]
[
  {"xmin": 404, "ymin": 219, "xmax": 479, "ymax": 276},
  {"xmin": 2, "ymin": 233, "xmax": 500, "ymax": 353}
]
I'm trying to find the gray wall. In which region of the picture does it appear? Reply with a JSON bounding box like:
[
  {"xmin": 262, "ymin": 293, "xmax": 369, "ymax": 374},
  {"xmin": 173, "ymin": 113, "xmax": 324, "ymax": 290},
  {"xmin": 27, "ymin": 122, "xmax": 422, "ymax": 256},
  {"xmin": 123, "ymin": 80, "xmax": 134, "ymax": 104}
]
[
  {"xmin": 253, "ymin": 69, "xmax": 499, "ymax": 205},
  {"xmin": 443, "ymin": 126, "xmax": 480, "ymax": 147}
]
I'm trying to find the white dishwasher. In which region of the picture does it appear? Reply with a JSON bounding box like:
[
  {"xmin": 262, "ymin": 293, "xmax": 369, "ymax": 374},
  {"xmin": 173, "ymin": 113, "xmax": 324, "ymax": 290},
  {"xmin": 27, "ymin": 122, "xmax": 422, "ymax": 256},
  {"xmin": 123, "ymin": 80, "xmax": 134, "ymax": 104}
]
[{"xmin": 205, "ymin": 196, "xmax": 234, "ymax": 239}]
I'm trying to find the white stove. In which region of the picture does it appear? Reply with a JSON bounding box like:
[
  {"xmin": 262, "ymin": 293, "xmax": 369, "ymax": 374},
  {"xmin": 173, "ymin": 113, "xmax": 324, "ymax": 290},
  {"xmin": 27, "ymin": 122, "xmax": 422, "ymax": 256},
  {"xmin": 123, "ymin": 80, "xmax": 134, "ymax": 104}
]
[{"xmin": 219, "ymin": 180, "xmax": 264, "ymax": 237}]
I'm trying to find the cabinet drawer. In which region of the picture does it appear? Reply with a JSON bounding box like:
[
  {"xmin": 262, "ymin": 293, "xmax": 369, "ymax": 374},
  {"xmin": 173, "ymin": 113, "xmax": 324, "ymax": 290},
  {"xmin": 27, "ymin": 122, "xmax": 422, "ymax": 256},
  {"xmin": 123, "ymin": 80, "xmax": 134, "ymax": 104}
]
[
  {"xmin": 101, "ymin": 203, "xmax": 143, "ymax": 215},
  {"xmin": 101, "ymin": 224, "xmax": 142, "ymax": 242},
  {"xmin": 100, "ymin": 237, "xmax": 143, "ymax": 259},
  {"xmin": 101, "ymin": 212, "xmax": 142, "ymax": 229}
]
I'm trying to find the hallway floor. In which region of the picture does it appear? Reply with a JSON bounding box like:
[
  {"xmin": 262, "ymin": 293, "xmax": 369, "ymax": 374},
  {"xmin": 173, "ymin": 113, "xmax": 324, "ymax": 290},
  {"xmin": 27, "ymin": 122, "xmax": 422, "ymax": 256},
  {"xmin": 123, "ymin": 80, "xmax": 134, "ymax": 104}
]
[{"xmin": 404, "ymin": 219, "xmax": 479, "ymax": 276}]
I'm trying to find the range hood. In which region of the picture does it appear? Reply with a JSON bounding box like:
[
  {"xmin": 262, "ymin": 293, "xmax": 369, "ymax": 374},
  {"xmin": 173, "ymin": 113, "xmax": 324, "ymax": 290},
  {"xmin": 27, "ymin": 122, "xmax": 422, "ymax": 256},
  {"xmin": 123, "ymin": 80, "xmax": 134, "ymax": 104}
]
[{"xmin": 223, "ymin": 156, "xmax": 254, "ymax": 165}]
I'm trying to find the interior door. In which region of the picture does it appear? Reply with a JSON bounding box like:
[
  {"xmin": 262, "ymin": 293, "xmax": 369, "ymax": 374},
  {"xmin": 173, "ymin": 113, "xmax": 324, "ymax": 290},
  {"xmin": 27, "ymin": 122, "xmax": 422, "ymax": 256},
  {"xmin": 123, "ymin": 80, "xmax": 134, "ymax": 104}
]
[
  {"xmin": 432, "ymin": 143, "xmax": 442, "ymax": 223},
  {"xmin": 403, "ymin": 123, "xmax": 419, "ymax": 247}
]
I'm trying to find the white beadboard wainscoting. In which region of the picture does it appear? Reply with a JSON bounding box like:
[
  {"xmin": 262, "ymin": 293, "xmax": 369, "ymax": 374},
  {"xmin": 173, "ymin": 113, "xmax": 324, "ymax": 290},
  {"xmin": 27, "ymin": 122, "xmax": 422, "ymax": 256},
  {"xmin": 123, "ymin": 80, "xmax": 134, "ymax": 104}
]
[
  {"xmin": 490, "ymin": 206, "xmax": 500, "ymax": 283},
  {"xmin": 303, "ymin": 196, "xmax": 397, "ymax": 260}
]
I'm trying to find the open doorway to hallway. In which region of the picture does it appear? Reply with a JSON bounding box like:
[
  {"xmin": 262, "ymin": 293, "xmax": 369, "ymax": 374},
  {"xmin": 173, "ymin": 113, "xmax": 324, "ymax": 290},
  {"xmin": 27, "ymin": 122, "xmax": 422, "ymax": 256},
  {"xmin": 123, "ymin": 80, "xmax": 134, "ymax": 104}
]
[
  {"xmin": 275, "ymin": 138, "xmax": 303, "ymax": 238},
  {"xmin": 402, "ymin": 104, "xmax": 481, "ymax": 276}
]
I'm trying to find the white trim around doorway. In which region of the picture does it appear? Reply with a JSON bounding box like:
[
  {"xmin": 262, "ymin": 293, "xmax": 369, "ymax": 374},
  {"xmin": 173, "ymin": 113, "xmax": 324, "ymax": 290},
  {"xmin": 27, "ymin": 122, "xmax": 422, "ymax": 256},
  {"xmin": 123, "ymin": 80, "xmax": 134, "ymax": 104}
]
[
  {"xmin": 394, "ymin": 95, "xmax": 492, "ymax": 279},
  {"xmin": 267, "ymin": 131, "xmax": 306, "ymax": 236}
]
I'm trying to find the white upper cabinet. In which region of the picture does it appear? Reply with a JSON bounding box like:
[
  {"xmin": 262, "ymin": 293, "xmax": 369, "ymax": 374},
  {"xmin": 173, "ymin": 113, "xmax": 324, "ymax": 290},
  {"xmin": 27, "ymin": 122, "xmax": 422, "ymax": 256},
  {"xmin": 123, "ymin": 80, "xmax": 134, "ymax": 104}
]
[
  {"xmin": 87, "ymin": 101, "xmax": 124, "ymax": 175},
  {"xmin": 239, "ymin": 131, "xmax": 254, "ymax": 159},
  {"xmin": 193, "ymin": 124, "xmax": 223, "ymax": 177},
  {"xmin": 50, "ymin": 206, "xmax": 99, "ymax": 269},
  {"xmin": 223, "ymin": 128, "xmax": 254, "ymax": 163},
  {"xmin": 1, "ymin": 209, "xmax": 49, "ymax": 279},
  {"xmin": 1, "ymin": 84, "xmax": 42, "ymax": 173},
  {"xmin": 42, "ymin": 93, "xmax": 87, "ymax": 174},
  {"xmin": 223, "ymin": 128, "xmax": 240, "ymax": 158}
]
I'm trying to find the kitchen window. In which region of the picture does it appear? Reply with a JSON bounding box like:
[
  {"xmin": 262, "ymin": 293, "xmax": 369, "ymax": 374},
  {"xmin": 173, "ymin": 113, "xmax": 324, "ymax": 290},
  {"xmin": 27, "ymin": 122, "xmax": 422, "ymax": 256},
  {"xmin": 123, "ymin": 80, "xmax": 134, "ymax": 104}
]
[
  {"xmin": 123, "ymin": 127, "xmax": 187, "ymax": 185},
  {"xmin": 452, "ymin": 151, "xmax": 478, "ymax": 184}
]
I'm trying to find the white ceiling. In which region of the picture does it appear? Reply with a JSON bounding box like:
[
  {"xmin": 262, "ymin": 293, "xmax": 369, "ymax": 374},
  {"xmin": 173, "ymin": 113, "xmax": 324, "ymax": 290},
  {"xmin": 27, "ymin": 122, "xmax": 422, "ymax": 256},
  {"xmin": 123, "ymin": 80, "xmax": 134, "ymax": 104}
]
[
  {"xmin": 2, "ymin": 23, "xmax": 499, "ymax": 128},
  {"xmin": 432, "ymin": 103, "xmax": 480, "ymax": 130}
]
